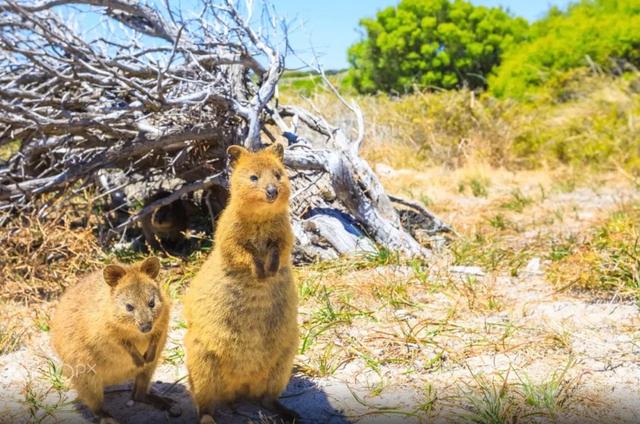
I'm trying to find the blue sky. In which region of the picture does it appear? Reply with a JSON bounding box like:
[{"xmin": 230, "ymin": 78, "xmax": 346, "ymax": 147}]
[
  {"xmin": 273, "ymin": 0, "xmax": 573, "ymax": 70},
  {"xmin": 60, "ymin": 0, "xmax": 574, "ymax": 70}
]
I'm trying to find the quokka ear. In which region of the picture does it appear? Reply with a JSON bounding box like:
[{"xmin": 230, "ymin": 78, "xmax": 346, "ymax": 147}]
[
  {"xmin": 226, "ymin": 145, "xmax": 248, "ymax": 168},
  {"xmin": 268, "ymin": 143, "xmax": 284, "ymax": 161},
  {"xmin": 103, "ymin": 264, "xmax": 127, "ymax": 287},
  {"xmin": 139, "ymin": 256, "xmax": 161, "ymax": 279}
]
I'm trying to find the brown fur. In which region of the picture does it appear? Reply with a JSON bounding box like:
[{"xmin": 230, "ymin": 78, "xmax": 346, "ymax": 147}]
[
  {"xmin": 50, "ymin": 258, "xmax": 177, "ymax": 423},
  {"xmin": 141, "ymin": 190, "xmax": 188, "ymax": 252},
  {"xmin": 184, "ymin": 143, "xmax": 299, "ymax": 423}
]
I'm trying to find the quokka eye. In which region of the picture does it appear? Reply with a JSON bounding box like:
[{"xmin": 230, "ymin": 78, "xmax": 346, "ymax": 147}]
[
  {"xmin": 126, "ymin": 303, "xmax": 134, "ymax": 312},
  {"xmin": 274, "ymin": 171, "xmax": 282, "ymax": 180},
  {"xmin": 250, "ymin": 175, "xmax": 258, "ymax": 182},
  {"xmin": 148, "ymin": 299, "xmax": 155, "ymax": 308}
]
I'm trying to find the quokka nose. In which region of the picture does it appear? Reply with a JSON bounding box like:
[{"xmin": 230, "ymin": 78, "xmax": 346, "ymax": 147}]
[
  {"xmin": 139, "ymin": 322, "xmax": 152, "ymax": 333},
  {"xmin": 266, "ymin": 185, "xmax": 278, "ymax": 201}
]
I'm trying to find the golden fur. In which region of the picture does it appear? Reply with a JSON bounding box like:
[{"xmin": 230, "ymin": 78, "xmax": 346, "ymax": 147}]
[
  {"xmin": 184, "ymin": 144, "xmax": 299, "ymax": 422},
  {"xmin": 50, "ymin": 257, "xmax": 175, "ymax": 423}
]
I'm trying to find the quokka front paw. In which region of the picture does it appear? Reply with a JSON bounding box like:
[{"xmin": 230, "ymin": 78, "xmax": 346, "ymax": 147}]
[
  {"xmin": 143, "ymin": 349, "xmax": 155, "ymax": 363},
  {"xmin": 264, "ymin": 239, "xmax": 281, "ymax": 276},
  {"xmin": 265, "ymin": 249, "xmax": 280, "ymax": 276},
  {"xmin": 252, "ymin": 256, "xmax": 267, "ymax": 279},
  {"xmin": 143, "ymin": 336, "xmax": 158, "ymax": 363},
  {"xmin": 123, "ymin": 341, "xmax": 145, "ymax": 367}
]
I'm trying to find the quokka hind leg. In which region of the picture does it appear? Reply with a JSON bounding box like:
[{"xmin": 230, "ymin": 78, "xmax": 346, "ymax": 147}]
[
  {"xmin": 261, "ymin": 354, "xmax": 298, "ymax": 422},
  {"xmin": 73, "ymin": 375, "xmax": 117, "ymax": 423},
  {"xmin": 186, "ymin": 337, "xmax": 224, "ymax": 422},
  {"xmin": 132, "ymin": 367, "xmax": 182, "ymax": 417},
  {"xmin": 189, "ymin": 369, "xmax": 222, "ymax": 423}
]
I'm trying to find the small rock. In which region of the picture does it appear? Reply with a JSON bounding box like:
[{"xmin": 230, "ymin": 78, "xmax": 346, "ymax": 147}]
[
  {"xmin": 394, "ymin": 309, "xmax": 413, "ymax": 320},
  {"xmin": 112, "ymin": 241, "xmax": 135, "ymax": 253},
  {"xmin": 524, "ymin": 257, "xmax": 543, "ymax": 275},
  {"xmin": 125, "ymin": 399, "xmax": 135, "ymax": 407},
  {"xmin": 375, "ymin": 163, "xmax": 396, "ymax": 177},
  {"xmin": 577, "ymin": 211, "xmax": 595, "ymax": 220},
  {"xmin": 449, "ymin": 265, "xmax": 484, "ymax": 276},
  {"xmin": 169, "ymin": 404, "xmax": 182, "ymax": 417}
]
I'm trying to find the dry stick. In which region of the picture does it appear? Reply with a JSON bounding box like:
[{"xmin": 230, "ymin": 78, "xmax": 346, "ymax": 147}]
[
  {"xmin": 1, "ymin": 0, "xmax": 181, "ymax": 43},
  {"xmin": 30, "ymin": 126, "xmax": 225, "ymax": 195},
  {"xmin": 306, "ymin": 44, "xmax": 365, "ymax": 153},
  {"xmin": 220, "ymin": 0, "xmax": 285, "ymax": 150}
]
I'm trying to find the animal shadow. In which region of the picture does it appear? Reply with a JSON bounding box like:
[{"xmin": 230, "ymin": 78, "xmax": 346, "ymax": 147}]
[
  {"xmin": 74, "ymin": 381, "xmax": 196, "ymax": 423},
  {"xmin": 72, "ymin": 376, "xmax": 349, "ymax": 423},
  {"xmin": 208, "ymin": 376, "xmax": 351, "ymax": 424}
]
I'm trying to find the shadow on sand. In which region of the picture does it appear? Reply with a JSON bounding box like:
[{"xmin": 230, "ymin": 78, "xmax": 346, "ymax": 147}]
[{"xmin": 68, "ymin": 376, "xmax": 350, "ymax": 424}]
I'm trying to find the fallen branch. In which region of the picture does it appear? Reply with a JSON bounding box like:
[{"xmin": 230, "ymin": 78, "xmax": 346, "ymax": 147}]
[{"xmin": 0, "ymin": 0, "xmax": 451, "ymax": 260}]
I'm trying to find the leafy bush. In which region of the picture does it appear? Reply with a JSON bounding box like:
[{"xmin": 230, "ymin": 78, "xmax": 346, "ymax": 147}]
[
  {"xmin": 490, "ymin": 0, "xmax": 640, "ymax": 99},
  {"xmin": 346, "ymin": 0, "xmax": 527, "ymax": 94}
]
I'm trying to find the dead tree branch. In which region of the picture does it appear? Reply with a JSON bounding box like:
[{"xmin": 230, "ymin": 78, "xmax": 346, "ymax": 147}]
[{"xmin": 0, "ymin": 0, "xmax": 450, "ymax": 259}]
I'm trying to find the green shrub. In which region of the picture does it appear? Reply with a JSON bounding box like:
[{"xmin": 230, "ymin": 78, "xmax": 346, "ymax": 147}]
[
  {"xmin": 346, "ymin": 0, "xmax": 527, "ymax": 94},
  {"xmin": 490, "ymin": 0, "xmax": 640, "ymax": 99}
]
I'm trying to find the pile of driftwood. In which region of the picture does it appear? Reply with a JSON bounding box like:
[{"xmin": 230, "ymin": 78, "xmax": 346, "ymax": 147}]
[{"xmin": 0, "ymin": 0, "xmax": 452, "ymax": 261}]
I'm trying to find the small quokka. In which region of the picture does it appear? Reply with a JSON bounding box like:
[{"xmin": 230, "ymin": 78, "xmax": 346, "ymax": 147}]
[
  {"xmin": 141, "ymin": 190, "xmax": 189, "ymax": 252},
  {"xmin": 184, "ymin": 143, "xmax": 299, "ymax": 423},
  {"xmin": 50, "ymin": 257, "xmax": 179, "ymax": 423}
]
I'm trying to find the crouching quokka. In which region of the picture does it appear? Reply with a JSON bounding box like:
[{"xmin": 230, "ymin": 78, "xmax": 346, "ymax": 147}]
[
  {"xmin": 50, "ymin": 257, "xmax": 180, "ymax": 423},
  {"xmin": 184, "ymin": 144, "xmax": 300, "ymax": 423}
]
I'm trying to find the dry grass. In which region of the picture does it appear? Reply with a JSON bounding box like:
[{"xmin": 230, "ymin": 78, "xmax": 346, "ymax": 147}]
[
  {"xmin": 373, "ymin": 162, "xmax": 639, "ymax": 297},
  {"xmin": 280, "ymin": 72, "xmax": 640, "ymax": 174},
  {"xmin": 548, "ymin": 203, "xmax": 640, "ymax": 299},
  {"xmin": 455, "ymin": 361, "xmax": 581, "ymax": 424},
  {"xmin": 0, "ymin": 201, "xmax": 103, "ymax": 303},
  {"xmin": 0, "ymin": 319, "xmax": 24, "ymax": 354},
  {"xmin": 0, "ymin": 190, "xmax": 213, "ymax": 305}
]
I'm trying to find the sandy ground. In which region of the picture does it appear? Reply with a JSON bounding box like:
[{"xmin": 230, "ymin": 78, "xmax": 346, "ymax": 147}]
[{"xmin": 1, "ymin": 167, "xmax": 639, "ymax": 423}]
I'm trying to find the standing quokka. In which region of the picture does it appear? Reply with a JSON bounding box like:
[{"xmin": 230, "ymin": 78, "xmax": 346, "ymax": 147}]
[
  {"xmin": 50, "ymin": 257, "xmax": 179, "ymax": 423},
  {"xmin": 184, "ymin": 143, "xmax": 299, "ymax": 423}
]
